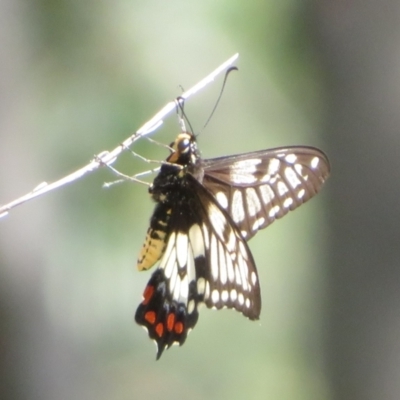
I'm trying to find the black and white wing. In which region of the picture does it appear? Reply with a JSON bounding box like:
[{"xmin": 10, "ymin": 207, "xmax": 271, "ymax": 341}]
[
  {"xmin": 135, "ymin": 132, "xmax": 330, "ymax": 359},
  {"xmin": 135, "ymin": 175, "xmax": 260, "ymax": 359},
  {"xmin": 202, "ymin": 146, "xmax": 330, "ymax": 240}
]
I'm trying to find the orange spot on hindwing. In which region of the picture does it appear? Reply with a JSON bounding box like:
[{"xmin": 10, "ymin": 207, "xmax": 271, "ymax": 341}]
[
  {"xmin": 174, "ymin": 322, "xmax": 184, "ymax": 334},
  {"xmin": 167, "ymin": 313, "xmax": 175, "ymax": 331},
  {"xmin": 142, "ymin": 285, "xmax": 154, "ymax": 305},
  {"xmin": 155, "ymin": 323, "xmax": 164, "ymax": 338},
  {"xmin": 144, "ymin": 311, "xmax": 156, "ymax": 324},
  {"xmin": 135, "ymin": 268, "xmax": 201, "ymax": 359}
]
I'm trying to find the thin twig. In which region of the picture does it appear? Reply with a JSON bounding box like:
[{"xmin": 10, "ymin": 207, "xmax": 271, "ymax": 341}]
[{"xmin": 0, "ymin": 53, "xmax": 239, "ymax": 218}]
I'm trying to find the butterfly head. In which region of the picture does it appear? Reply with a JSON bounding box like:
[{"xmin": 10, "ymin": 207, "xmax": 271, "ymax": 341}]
[{"xmin": 167, "ymin": 132, "xmax": 199, "ymax": 167}]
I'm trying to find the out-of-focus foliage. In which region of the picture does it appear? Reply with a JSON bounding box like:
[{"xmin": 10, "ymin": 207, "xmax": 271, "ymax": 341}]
[{"xmin": 0, "ymin": 2, "xmax": 331, "ymax": 400}]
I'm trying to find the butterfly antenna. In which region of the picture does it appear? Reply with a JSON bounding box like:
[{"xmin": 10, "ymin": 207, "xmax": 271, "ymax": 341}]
[
  {"xmin": 175, "ymin": 96, "xmax": 195, "ymax": 134},
  {"xmin": 175, "ymin": 66, "xmax": 237, "ymax": 136},
  {"xmin": 202, "ymin": 66, "xmax": 238, "ymax": 132}
]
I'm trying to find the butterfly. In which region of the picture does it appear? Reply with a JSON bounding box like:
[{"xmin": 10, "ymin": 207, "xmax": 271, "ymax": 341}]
[{"xmin": 134, "ymin": 131, "xmax": 330, "ymax": 359}]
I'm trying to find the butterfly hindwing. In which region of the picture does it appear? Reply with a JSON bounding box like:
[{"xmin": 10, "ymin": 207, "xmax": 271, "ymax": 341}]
[
  {"xmin": 135, "ymin": 194, "xmax": 203, "ymax": 359},
  {"xmin": 192, "ymin": 177, "xmax": 261, "ymax": 319},
  {"xmin": 135, "ymin": 175, "xmax": 261, "ymax": 358}
]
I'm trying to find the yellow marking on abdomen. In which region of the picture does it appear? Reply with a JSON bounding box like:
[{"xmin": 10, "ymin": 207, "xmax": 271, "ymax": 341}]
[{"xmin": 137, "ymin": 228, "xmax": 167, "ymax": 271}]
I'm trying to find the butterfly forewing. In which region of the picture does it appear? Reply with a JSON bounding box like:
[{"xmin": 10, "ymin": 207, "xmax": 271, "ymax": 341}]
[{"xmin": 202, "ymin": 146, "xmax": 330, "ymax": 240}]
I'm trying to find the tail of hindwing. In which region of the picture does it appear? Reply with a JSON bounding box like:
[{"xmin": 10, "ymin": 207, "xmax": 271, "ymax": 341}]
[{"xmin": 135, "ymin": 269, "xmax": 199, "ymax": 359}]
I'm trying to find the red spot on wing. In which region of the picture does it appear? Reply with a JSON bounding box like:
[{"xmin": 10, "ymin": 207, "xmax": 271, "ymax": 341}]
[
  {"xmin": 155, "ymin": 323, "xmax": 164, "ymax": 338},
  {"xmin": 144, "ymin": 311, "xmax": 156, "ymax": 324},
  {"xmin": 142, "ymin": 285, "xmax": 154, "ymax": 305},
  {"xmin": 174, "ymin": 321, "xmax": 184, "ymax": 334},
  {"xmin": 135, "ymin": 269, "xmax": 200, "ymax": 358},
  {"xmin": 167, "ymin": 313, "xmax": 175, "ymax": 331}
]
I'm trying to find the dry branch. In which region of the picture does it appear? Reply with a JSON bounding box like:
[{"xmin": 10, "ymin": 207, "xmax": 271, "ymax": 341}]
[{"xmin": 0, "ymin": 53, "xmax": 239, "ymax": 219}]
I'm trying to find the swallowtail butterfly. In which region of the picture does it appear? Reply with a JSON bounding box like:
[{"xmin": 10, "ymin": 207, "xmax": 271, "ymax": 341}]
[{"xmin": 135, "ymin": 131, "xmax": 330, "ymax": 359}]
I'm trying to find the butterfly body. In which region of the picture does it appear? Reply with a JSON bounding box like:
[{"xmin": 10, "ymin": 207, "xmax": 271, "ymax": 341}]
[
  {"xmin": 135, "ymin": 132, "xmax": 330, "ymax": 359},
  {"xmin": 137, "ymin": 133, "xmax": 202, "ymax": 272}
]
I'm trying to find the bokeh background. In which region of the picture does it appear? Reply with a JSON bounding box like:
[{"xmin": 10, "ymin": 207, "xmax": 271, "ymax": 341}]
[{"xmin": 1, "ymin": 1, "xmax": 400, "ymax": 399}]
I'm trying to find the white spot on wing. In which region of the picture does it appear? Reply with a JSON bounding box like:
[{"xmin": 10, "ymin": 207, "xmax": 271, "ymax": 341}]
[
  {"xmin": 230, "ymin": 173, "xmax": 257, "ymax": 184},
  {"xmin": 232, "ymin": 190, "xmax": 245, "ymax": 223},
  {"xmin": 251, "ymin": 271, "xmax": 257, "ymax": 285},
  {"xmin": 226, "ymin": 252, "xmax": 235, "ymax": 283},
  {"xmin": 221, "ymin": 290, "xmax": 229, "ymax": 302},
  {"xmin": 210, "ymin": 234, "xmax": 219, "ymax": 281},
  {"xmin": 311, "ymin": 156, "xmax": 320, "ymax": 169},
  {"xmin": 260, "ymin": 173, "xmax": 271, "ymax": 183},
  {"xmin": 208, "ymin": 203, "xmax": 226, "ymax": 239},
  {"xmin": 235, "ymin": 264, "xmax": 242, "ymax": 286},
  {"xmin": 297, "ymin": 189, "xmax": 305, "ymax": 199},
  {"xmin": 252, "ymin": 219, "xmax": 260, "ymax": 231},
  {"xmin": 202, "ymin": 224, "xmax": 210, "ymax": 248},
  {"xmin": 259, "ymin": 185, "xmax": 275, "ymax": 204},
  {"xmin": 230, "ymin": 289, "xmax": 237, "ymax": 301},
  {"xmin": 180, "ymin": 275, "xmax": 189, "ymax": 301},
  {"xmin": 186, "ymin": 246, "xmax": 196, "ymax": 282},
  {"xmin": 226, "ymin": 230, "xmax": 236, "ymax": 252},
  {"xmin": 169, "ymin": 257, "xmax": 178, "ymax": 293},
  {"xmin": 283, "ymin": 197, "xmax": 294, "ymax": 208},
  {"xmin": 218, "ymin": 241, "xmax": 227, "ymax": 285},
  {"xmin": 189, "ymin": 224, "xmax": 205, "ymax": 258},
  {"xmin": 176, "ymin": 233, "xmax": 188, "ymax": 268},
  {"xmin": 238, "ymin": 293, "xmax": 244, "ymax": 306},
  {"xmin": 160, "ymin": 232, "xmax": 176, "ymax": 270},
  {"xmin": 215, "ymin": 191, "xmax": 229, "ymax": 209},
  {"xmin": 267, "ymin": 158, "xmax": 280, "ymax": 175},
  {"xmin": 212, "ymin": 289, "xmax": 220, "ymax": 304},
  {"xmin": 163, "ymin": 248, "xmax": 176, "ymax": 279},
  {"xmin": 233, "ymin": 158, "xmax": 262, "ymax": 170},
  {"xmin": 197, "ymin": 277, "xmax": 206, "ymax": 294},
  {"xmin": 172, "ymin": 276, "xmax": 181, "ymax": 301},
  {"xmin": 252, "ymin": 216, "xmax": 265, "ymax": 232},
  {"xmin": 284, "ymin": 167, "xmax": 301, "ymax": 188},
  {"xmin": 277, "ymin": 181, "xmax": 289, "ymax": 196},
  {"xmin": 238, "ymin": 241, "xmax": 247, "ymax": 259},
  {"xmin": 238, "ymin": 253, "xmax": 249, "ymax": 291},
  {"xmin": 269, "ymin": 205, "xmax": 280, "ymax": 218},
  {"xmin": 246, "ymin": 187, "xmax": 262, "ymax": 217},
  {"xmin": 230, "ymin": 159, "xmax": 262, "ymax": 183},
  {"xmin": 285, "ymin": 154, "xmax": 297, "ymax": 163}
]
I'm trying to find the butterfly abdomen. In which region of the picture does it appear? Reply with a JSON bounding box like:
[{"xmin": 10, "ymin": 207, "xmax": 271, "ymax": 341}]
[
  {"xmin": 137, "ymin": 163, "xmax": 194, "ymax": 271},
  {"xmin": 137, "ymin": 204, "xmax": 172, "ymax": 271}
]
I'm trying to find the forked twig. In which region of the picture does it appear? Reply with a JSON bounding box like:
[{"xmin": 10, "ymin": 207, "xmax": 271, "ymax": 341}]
[{"xmin": 0, "ymin": 53, "xmax": 239, "ymax": 219}]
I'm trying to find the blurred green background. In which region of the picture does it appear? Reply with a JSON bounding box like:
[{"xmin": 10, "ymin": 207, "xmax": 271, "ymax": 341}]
[{"xmin": 1, "ymin": 1, "xmax": 400, "ymax": 400}]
